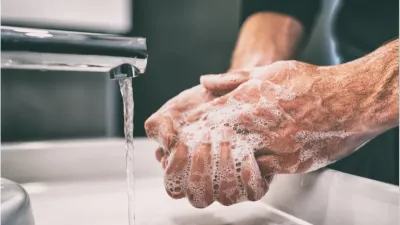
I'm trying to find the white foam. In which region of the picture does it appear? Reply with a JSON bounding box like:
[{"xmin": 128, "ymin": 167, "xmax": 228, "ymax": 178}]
[
  {"xmin": 161, "ymin": 95, "xmax": 271, "ymax": 207},
  {"xmin": 294, "ymin": 130, "xmax": 358, "ymax": 173},
  {"xmin": 156, "ymin": 77, "xmax": 345, "ymax": 207}
]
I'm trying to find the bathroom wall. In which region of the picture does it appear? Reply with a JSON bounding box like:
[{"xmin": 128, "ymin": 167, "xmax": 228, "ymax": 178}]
[
  {"xmin": 130, "ymin": 0, "xmax": 241, "ymax": 136},
  {"xmin": 1, "ymin": 0, "xmax": 131, "ymax": 33}
]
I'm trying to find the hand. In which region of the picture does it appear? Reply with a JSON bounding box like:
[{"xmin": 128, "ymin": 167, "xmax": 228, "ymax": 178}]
[
  {"xmin": 144, "ymin": 85, "xmax": 218, "ymax": 168},
  {"xmin": 158, "ymin": 60, "xmax": 380, "ymax": 208},
  {"xmin": 145, "ymin": 84, "xmax": 271, "ymax": 207},
  {"xmin": 147, "ymin": 39, "xmax": 399, "ymax": 208},
  {"xmin": 196, "ymin": 61, "xmax": 382, "ymax": 176},
  {"xmin": 200, "ymin": 61, "xmax": 298, "ymax": 95}
]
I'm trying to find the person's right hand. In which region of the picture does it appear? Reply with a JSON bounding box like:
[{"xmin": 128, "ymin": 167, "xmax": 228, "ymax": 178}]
[
  {"xmin": 145, "ymin": 85, "xmax": 217, "ymax": 168},
  {"xmin": 145, "ymin": 87, "xmax": 271, "ymax": 208},
  {"xmin": 145, "ymin": 84, "xmax": 272, "ymax": 208}
]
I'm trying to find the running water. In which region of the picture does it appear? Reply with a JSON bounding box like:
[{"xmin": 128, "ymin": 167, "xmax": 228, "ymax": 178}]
[{"xmin": 119, "ymin": 78, "xmax": 135, "ymax": 225}]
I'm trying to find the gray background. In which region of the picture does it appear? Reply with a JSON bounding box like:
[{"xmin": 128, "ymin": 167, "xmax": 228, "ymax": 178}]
[{"xmin": 1, "ymin": 0, "xmax": 341, "ymax": 141}]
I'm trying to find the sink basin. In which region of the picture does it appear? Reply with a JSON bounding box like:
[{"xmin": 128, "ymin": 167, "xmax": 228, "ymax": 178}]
[
  {"xmin": 1, "ymin": 178, "xmax": 35, "ymax": 225},
  {"xmin": 2, "ymin": 138, "xmax": 398, "ymax": 225},
  {"xmin": 19, "ymin": 178, "xmax": 310, "ymax": 225}
]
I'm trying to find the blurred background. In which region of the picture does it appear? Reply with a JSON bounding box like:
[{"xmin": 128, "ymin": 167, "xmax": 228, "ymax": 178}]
[
  {"xmin": 1, "ymin": 0, "xmax": 340, "ymax": 142},
  {"xmin": 2, "ymin": 2, "xmax": 399, "ymax": 225}
]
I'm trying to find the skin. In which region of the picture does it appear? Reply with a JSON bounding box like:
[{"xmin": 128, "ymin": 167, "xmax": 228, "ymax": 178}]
[
  {"xmin": 200, "ymin": 41, "xmax": 398, "ymax": 177},
  {"xmin": 144, "ymin": 12, "xmax": 399, "ymax": 208},
  {"xmin": 145, "ymin": 13, "xmax": 303, "ymax": 206},
  {"xmin": 148, "ymin": 12, "xmax": 303, "ymax": 169},
  {"xmin": 230, "ymin": 12, "xmax": 304, "ymax": 70}
]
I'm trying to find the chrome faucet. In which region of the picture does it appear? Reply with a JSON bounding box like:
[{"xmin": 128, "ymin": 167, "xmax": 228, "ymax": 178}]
[{"xmin": 1, "ymin": 26, "xmax": 148, "ymax": 79}]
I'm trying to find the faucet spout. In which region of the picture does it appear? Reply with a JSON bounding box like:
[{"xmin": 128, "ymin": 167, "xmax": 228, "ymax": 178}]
[{"xmin": 1, "ymin": 26, "xmax": 148, "ymax": 78}]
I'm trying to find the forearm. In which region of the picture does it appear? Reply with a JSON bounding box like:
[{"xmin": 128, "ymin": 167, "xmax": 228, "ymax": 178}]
[
  {"xmin": 361, "ymin": 39, "xmax": 398, "ymax": 130},
  {"xmin": 230, "ymin": 12, "xmax": 304, "ymax": 70},
  {"xmin": 337, "ymin": 39, "xmax": 399, "ymax": 133}
]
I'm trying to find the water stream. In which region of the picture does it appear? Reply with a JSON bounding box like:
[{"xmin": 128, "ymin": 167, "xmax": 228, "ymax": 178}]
[{"xmin": 118, "ymin": 77, "xmax": 135, "ymax": 225}]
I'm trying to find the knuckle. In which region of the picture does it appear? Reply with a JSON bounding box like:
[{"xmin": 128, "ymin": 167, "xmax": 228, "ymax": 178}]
[
  {"xmin": 163, "ymin": 133, "xmax": 177, "ymax": 148},
  {"xmin": 144, "ymin": 116, "xmax": 158, "ymax": 134}
]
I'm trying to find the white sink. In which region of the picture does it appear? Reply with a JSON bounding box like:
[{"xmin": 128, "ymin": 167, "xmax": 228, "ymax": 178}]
[
  {"xmin": 2, "ymin": 138, "xmax": 398, "ymax": 225},
  {"xmin": 21, "ymin": 178, "xmax": 311, "ymax": 225}
]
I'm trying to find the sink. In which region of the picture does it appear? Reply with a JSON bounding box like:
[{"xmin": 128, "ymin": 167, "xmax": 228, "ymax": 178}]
[
  {"xmin": 19, "ymin": 178, "xmax": 311, "ymax": 225},
  {"xmin": 2, "ymin": 138, "xmax": 398, "ymax": 225}
]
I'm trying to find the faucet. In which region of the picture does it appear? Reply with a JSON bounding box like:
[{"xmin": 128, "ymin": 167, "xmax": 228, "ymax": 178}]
[
  {"xmin": 0, "ymin": 26, "xmax": 148, "ymax": 225},
  {"xmin": 1, "ymin": 26, "xmax": 148, "ymax": 79}
]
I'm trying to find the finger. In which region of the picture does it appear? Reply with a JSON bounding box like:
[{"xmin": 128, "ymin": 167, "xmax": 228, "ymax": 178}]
[
  {"xmin": 279, "ymin": 151, "xmax": 302, "ymax": 173},
  {"xmin": 186, "ymin": 95, "xmax": 229, "ymax": 123},
  {"xmin": 186, "ymin": 104, "xmax": 210, "ymax": 123},
  {"xmin": 263, "ymin": 174, "xmax": 275, "ymax": 184},
  {"xmin": 237, "ymin": 112, "xmax": 276, "ymax": 135},
  {"xmin": 187, "ymin": 133, "xmax": 214, "ymax": 208},
  {"xmin": 216, "ymin": 129, "xmax": 240, "ymax": 206},
  {"xmin": 257, "ymin": 148, "xmax": 301, "ymax": 174},
  {"xmin": 144, "ymin": 114, "xmax": 160, "ymax": 139},
  {"xmin": 295, "ymin": 157, "xmax": 314, "ymax": 173},
  {"xmin": 145, "ymin": 115, "xmax": 178, "ymax": 150},
  {"xmin": 256, "ymin": 155, "xmax": 282, "ymax": 176},
  {"xmin": 249, "ymin": 61, "xmax": 291, "ymax": 81},
  {"xmin": 200, "ymin": 71, "xmax": 250, "ymax": 94},
  {"xmin": 161, "ymin": 156, "xmax": 168, "ymax": 170},
  {"xmin": 164, "ymin": 140, "xmax": 190, "ymax": 199},
  {"xmin": 240, "ymin": 153, "xmax": 268, "ymax": 201},
  {"xmin": 230, "ymin": 81, "xmax": 261, "ymax": 103},
  {"xmin": 155, "ymin": 147, "xmax": 164, "ymax": 162}
]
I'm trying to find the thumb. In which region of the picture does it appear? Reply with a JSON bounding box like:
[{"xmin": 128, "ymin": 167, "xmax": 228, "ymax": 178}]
[{"xmin": 200, "ymin": 70, "xmax": 251, "ymax": 95}]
